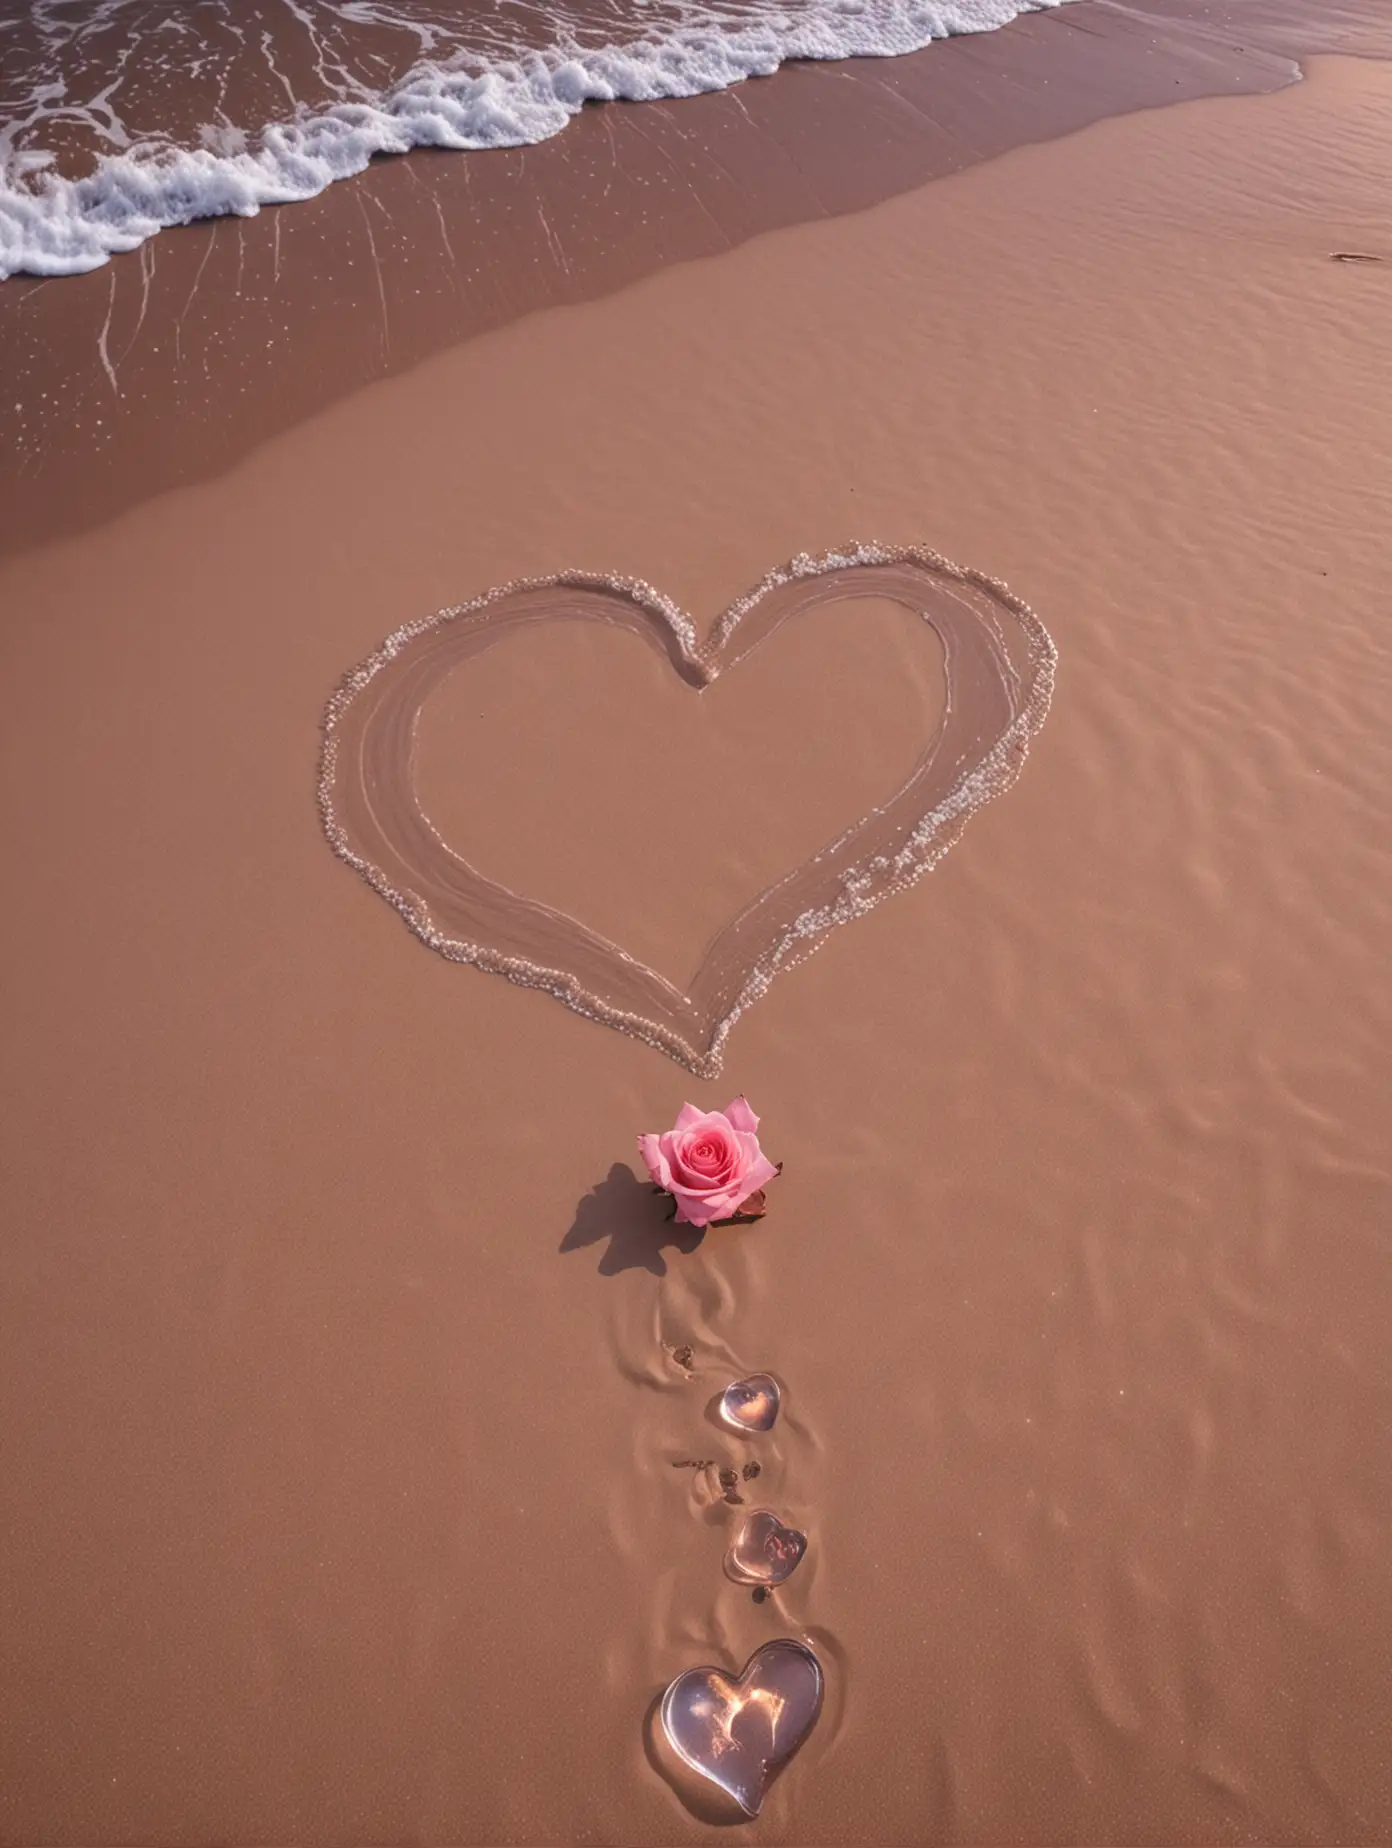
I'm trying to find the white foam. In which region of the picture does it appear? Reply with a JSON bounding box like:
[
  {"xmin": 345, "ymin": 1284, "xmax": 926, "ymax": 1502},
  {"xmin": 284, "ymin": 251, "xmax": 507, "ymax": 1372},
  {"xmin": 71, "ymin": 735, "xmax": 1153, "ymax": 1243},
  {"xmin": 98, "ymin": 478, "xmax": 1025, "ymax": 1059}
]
[{"xmin": 0, "ymin": 0, "xmax": 1072, "ymax": 280}]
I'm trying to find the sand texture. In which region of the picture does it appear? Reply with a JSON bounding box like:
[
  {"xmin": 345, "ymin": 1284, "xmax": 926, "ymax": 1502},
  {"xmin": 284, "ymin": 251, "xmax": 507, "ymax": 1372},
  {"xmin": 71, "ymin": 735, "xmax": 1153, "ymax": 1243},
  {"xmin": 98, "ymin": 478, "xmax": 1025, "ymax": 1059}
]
[{"xmin": 2, "ymin": 32, "xmax": 1391, "ymax": 1848}]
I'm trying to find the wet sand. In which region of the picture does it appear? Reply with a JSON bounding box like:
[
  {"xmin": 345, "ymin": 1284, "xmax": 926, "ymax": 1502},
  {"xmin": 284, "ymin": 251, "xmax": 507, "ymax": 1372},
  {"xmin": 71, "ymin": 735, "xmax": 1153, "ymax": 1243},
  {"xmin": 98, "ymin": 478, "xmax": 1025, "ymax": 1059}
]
[
  {"xmin": 3, "ymin": 36, "xmax": 1392, "ymax": 1848},
  {"xmin": 6, "ymin": 0, "xmax": 1392, "ymax": 560}
]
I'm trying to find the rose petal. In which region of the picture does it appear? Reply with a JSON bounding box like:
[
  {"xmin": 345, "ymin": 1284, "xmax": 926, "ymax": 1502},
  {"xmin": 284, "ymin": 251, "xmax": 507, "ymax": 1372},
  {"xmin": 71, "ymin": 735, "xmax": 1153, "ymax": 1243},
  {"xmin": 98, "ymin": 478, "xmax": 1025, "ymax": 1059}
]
[
  {"xmin": 724, "ymin": 1097, "xmax": 760, "ymax": 1135},
  {"xmin": 714, "ymin": 1188, "xmax": 767, "ymax": 1224},
  {"xmin": 674, "ymin": 1102, "xmax": 708, "ymax": 1131},
  {"xmin": 656, "ymin": 1128, "xmax": 686, "ymax": 1167},
  {"xmin": 638, "ymin": 1133, "xmax": 674, "ymax": 1191},
  {"xmin": 733, "ymin": 1139, "xmax": 779, "ymax": 1196},
  {"xmin": 693, "ymin": 1181, "xmax": 747, "ymax": 1221},
  {"xmin": 670, "ymin": 1187, "xmax": 714, "ymax": 1228},
  {"xmin": 715, "ymin": 1160, "xmax": 777, "ymax": 1220},
  {"xmin": 675, "ymin": 1127, "xmax": 739, "ymax": 1186}
]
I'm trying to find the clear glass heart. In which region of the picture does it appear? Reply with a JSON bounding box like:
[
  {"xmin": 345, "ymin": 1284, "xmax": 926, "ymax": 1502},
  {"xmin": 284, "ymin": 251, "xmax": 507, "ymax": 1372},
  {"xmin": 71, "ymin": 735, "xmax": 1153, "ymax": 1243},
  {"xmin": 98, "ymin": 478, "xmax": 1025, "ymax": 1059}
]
[
  {"xmin": 719, "ymin": 1372, "xmax": 781, "ymax": 1434},
  {"xmin": 659, "ymin": 1638, "xmax": 824, "ymax": 1817},
  {"xmin": 725, "ymin": 1510, "xmax": 807, "ymax": 1586}
]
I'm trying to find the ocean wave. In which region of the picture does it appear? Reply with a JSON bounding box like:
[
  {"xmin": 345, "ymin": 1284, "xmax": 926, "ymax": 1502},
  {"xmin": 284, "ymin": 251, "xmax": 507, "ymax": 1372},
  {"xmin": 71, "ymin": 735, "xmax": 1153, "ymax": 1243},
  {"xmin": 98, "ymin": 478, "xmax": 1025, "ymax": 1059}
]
[{"xmin": 0, "ymin": 0, "xmax": 1070, "ymax": 280}]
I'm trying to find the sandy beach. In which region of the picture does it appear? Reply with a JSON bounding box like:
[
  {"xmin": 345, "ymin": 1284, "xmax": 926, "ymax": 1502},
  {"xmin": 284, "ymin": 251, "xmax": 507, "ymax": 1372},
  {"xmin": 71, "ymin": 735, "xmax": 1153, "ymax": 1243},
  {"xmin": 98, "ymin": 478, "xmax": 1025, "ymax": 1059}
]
[{"xmin": 2, "ymin": 4, "xmax": 1390, "ymax": 1843}]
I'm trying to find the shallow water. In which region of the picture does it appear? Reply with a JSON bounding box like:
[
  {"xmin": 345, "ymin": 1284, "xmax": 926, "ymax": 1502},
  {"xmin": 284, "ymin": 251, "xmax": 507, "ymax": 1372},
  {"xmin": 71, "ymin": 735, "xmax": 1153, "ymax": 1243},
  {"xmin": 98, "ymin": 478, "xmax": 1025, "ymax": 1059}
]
[{"xmin": 0, "ymin": 0, "xmax": 1070, "ymax": 276}]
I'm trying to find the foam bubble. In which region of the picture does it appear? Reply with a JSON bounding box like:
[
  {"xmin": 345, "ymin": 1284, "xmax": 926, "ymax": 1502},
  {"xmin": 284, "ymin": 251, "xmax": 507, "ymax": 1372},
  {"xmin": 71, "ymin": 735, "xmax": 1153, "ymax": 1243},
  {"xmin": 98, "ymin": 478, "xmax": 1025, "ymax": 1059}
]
[{"xmin": 1, "ymin": 0, "xmax": 1073, "ymax": 280}]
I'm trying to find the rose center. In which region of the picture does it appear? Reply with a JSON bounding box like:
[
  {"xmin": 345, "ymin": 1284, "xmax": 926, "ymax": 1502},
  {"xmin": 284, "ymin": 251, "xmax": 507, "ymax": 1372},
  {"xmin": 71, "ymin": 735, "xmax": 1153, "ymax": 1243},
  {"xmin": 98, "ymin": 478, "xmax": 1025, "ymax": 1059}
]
[{"xmin": 683, "ymin": 1134, "xmax": 734, "ymax": 1178}]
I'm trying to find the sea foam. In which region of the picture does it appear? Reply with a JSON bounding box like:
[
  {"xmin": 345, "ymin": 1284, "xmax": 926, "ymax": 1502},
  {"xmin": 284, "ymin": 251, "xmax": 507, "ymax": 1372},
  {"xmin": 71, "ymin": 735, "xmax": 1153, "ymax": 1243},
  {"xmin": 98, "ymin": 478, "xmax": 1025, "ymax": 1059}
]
[{"xmin": 0, "ymin": 0, "xmax": 1071, "ymax": 280}]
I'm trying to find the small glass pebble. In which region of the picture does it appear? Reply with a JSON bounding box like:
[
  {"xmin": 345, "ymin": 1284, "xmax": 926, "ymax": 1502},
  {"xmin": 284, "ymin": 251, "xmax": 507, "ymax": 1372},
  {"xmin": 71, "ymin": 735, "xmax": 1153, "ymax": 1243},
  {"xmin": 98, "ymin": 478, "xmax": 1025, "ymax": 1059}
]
[
  {"xmin": 719, "ymin": 1372, "xmax": 781, "ymax": 1434},
  {"xmin": 725, "ymin": 1510, "xmax": 807, "ymax": 1586}
]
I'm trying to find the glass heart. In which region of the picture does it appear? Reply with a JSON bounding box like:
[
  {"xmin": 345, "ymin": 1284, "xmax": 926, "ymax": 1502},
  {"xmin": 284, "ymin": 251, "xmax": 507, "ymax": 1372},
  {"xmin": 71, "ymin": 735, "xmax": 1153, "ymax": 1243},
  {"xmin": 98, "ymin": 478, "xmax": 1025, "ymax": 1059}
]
[
  {"xmin": 719, "ymin": 1372, "xmax": 781, "ymax": 1434},
  {"xmin": 320, "ymin": 545, "xmax": 1056, "ymax": 1077},
  {"xmin": 726, "ymin": 1510, "xmax": 807, "ymax": 1586},
  {"xmin": 659, "ymin": 1638, "xmax": 824, "ymax": 1817}
]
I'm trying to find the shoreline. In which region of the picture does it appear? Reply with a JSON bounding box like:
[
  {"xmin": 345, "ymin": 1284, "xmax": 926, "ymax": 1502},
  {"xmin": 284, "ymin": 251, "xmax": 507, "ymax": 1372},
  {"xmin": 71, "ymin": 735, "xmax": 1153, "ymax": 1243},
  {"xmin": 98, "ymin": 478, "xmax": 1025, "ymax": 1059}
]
[{"xmin": 5, "ymin": 0, "xmax": 1392, "ymax": 561}]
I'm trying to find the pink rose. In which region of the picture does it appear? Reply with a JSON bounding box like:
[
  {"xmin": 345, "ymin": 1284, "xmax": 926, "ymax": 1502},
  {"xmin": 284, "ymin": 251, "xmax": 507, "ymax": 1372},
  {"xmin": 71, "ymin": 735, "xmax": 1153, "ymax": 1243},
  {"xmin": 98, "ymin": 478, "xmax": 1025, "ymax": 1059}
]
[{"xmin": 638, "ymin": 1098, "xmax": 779, "ymax": 1229}]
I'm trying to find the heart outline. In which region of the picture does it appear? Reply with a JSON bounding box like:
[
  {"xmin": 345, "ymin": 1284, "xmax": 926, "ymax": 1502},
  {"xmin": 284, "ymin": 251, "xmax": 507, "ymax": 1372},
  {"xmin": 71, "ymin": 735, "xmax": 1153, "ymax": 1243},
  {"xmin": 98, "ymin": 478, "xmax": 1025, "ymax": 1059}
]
[{"xmin": 319, "ymin": 543, "xmax": 1056, "ymax": 1076}]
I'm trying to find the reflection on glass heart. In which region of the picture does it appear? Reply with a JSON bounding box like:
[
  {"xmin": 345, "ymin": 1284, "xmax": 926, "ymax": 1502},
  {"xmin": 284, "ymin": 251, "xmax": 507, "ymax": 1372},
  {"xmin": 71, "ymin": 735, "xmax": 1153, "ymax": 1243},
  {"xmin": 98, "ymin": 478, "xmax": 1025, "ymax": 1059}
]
[
  {"xmin": 726, "ymin": 1510, "xmax": 808, "ymax": 1586},
  {"xmin": 660, "ymin": 1638, "xmax": 824, "ymax": 1817},
  {"xmin": 720, "ymin": 1372, "xmax": 781, "ymax": 1434},
  {"xmin": 320, "ymin": 545, "xmax": 1057, "ymax": 1077}
]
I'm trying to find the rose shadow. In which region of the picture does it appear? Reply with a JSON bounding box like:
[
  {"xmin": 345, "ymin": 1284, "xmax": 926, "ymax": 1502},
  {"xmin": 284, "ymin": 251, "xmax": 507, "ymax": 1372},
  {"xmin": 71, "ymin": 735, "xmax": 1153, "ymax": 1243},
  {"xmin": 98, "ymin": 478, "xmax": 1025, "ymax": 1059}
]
[{"xmin": 560, "ymin": 1163, "xmax": 705, "ymax": 1277}]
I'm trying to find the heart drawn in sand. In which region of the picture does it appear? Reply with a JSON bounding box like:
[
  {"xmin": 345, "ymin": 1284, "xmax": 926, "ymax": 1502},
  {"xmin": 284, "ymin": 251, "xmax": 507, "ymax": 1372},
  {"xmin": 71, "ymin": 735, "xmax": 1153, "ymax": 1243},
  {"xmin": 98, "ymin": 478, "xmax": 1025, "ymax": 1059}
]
[
  {"xmin": 319, "ymin": 544, "xmax": 1055, "ymax": 1076},
  {"xmin": 660, "ymin": 1638, "xmax": 825, "ymax": 1817}
]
